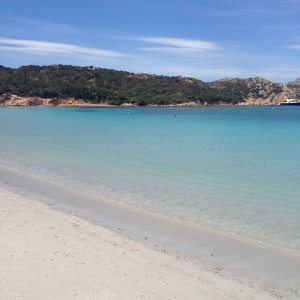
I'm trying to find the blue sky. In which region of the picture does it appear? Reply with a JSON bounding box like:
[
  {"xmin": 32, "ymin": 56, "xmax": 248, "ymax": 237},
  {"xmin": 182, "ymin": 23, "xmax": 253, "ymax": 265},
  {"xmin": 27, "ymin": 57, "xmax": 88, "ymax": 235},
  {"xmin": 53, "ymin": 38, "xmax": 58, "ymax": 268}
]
[{"xmin": 0, "ymin": 0, "xmax": 299, "ymax": 82}]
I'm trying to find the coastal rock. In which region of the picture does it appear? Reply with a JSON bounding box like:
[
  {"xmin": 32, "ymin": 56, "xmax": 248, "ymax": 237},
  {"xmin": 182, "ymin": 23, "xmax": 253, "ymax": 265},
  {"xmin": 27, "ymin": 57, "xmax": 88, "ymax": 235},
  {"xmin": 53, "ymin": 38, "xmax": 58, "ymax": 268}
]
[
  {"xmin": 288, "ymin": 78, "xmax": 300, "ymax": 98},
  {"xmin": 209, "ymin": 77, "xmax": 297, "ymax": 106},
  {"xmin": 0, "ymin": 94, "xmax": 88, "ymax": 107}
]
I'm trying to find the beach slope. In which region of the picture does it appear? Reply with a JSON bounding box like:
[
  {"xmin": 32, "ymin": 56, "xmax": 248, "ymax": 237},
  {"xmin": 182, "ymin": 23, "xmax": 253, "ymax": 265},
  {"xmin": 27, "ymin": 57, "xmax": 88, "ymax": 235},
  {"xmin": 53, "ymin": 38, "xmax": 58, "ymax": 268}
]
[{"xmin": 0, "ymin": 189, "xmax": 279, "ymax": 300}]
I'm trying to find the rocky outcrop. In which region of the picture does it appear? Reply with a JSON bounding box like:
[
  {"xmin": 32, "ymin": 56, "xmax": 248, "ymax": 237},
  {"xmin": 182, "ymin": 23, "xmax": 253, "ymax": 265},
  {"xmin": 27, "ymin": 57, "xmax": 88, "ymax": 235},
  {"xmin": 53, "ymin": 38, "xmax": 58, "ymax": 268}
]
[
  {"xmin": 242, "ymin": 78, "xmax": 296, "ymax": 105},
  {"xmin": 287, "ymin": 78, "xmax": 300, "ymax": 98},
  {"xmin": 0, "ymin": 94, "xmax": 89, "ymax": 106},
  {"xmin": 209, "ymin": 77, "xmax": 297, "ymax": 106}
]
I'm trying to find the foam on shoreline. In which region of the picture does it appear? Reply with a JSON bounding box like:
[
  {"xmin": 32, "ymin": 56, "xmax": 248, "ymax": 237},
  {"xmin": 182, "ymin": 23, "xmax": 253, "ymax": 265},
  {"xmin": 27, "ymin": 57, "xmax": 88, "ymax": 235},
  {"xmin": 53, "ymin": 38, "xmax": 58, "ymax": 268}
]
[{"xmin": 1, "ymin": 163, "xmax": 300, "ymax": 298}]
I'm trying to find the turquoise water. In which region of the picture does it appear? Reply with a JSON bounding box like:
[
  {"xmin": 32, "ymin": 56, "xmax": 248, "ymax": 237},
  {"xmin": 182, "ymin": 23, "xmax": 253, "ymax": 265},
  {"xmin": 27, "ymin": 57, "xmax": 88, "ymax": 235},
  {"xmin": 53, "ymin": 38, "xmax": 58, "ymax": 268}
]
[{"xmin": 1, "ymin": 106, "xmax": 300, "ymax": 251}]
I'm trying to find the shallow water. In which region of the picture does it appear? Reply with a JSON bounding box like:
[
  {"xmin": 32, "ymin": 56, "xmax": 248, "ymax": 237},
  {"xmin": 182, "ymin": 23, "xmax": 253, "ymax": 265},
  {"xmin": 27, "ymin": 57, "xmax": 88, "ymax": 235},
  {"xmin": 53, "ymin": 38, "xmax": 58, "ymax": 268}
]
[{"xmin": 1, "ymin": 106, "xmax": 300, "ymax": 251}]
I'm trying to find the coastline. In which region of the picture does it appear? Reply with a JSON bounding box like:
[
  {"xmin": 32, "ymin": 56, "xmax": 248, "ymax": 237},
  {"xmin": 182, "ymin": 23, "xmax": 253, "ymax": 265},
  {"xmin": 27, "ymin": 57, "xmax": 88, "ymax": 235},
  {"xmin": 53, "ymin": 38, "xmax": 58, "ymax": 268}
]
[
  {"xmin": 1, "ymin": 164, "xmax": 300, "ymax": 299},
  {"xmin": 0, "ymin": 95, "xmax": 290, "ymax": 107}
]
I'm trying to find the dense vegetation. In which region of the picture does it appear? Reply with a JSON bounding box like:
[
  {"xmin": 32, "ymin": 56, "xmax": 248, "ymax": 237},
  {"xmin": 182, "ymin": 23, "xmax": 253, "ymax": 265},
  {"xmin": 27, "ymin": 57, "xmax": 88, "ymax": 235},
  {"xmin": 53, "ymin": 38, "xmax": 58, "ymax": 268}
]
[{"xmin": 0, "ymin": 65, "xmax": 247, "ymax": 105}]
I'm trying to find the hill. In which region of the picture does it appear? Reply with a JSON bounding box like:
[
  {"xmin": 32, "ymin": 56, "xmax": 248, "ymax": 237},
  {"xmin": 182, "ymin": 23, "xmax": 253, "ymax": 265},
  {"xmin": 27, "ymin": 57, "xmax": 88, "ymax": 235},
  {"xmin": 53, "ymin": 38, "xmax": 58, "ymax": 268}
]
[
  {"xmin": 209, "ymin": 77, "xmax": 296, "ymax": 106},
  {"xmin": 287, "ymin": 78, "xmax": 300, "ymax": 98},
  {"xmin": 0, "ymin": 65, "xmax": 298, "ymax": 106}
]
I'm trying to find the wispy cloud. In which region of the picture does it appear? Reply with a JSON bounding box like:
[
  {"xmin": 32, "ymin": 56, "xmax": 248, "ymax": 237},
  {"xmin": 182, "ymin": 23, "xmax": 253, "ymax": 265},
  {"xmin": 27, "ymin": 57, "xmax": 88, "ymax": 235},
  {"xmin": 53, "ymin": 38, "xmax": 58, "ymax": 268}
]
[
  {"xmin": 141, "ymin": 65, "xmax": 243, "ymax": 80},
  {"xmin": 22, "ymin": 19, "xmax": 77, "ymax": 35},
  {"xmin": 133, "ymin": 37, "xmax": 218, "ymax": 50},
  {"xmin": 0, "ymin": 37, "xmax": 127, "ymax": 61},
  {"xmin": 0, "ymin": 16, "xmax": 79, "ymax": 39},
  {"xmin": 126, "ymin": 36, "xmax": 219, "ymax": 57},
  {"xmin": 286, "ymin": 45, "xmax": 300, "ymax": 50},
  {"xmin": 255, "ymin": 65, "xmax": 300, "ymax": 82}
]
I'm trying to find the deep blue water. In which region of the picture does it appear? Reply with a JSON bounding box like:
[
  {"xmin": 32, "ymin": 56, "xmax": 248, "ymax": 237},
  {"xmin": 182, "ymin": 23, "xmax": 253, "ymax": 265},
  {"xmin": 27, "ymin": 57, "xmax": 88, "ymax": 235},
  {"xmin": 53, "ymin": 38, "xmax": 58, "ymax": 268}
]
[{"xmin": 1, "ymin": 106, "xmax": 300, "ymax": 251}]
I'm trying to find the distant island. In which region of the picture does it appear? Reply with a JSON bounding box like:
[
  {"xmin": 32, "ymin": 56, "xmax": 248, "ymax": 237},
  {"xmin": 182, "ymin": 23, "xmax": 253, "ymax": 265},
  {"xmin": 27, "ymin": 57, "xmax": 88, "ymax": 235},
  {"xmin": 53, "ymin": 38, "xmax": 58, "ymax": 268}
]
[{"xmin": 0, "ymin": 65, "xmax": 299, "ymax": 106}]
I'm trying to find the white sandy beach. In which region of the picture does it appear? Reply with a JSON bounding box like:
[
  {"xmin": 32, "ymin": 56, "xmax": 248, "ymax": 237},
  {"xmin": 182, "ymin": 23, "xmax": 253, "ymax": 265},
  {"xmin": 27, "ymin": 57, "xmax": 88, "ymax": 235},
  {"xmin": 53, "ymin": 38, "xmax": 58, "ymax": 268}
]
[{"xmin": 0, "ymin": 188, "xmax": 281, "ymax": 300}]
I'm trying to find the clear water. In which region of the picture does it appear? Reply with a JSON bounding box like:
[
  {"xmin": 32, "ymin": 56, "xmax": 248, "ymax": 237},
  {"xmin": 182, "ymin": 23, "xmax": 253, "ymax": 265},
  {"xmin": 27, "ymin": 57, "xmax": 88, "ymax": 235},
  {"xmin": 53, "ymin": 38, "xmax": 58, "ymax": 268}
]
[{"xmin": 1, "ymin": 106, "xmax": 300, "ymax": 251}]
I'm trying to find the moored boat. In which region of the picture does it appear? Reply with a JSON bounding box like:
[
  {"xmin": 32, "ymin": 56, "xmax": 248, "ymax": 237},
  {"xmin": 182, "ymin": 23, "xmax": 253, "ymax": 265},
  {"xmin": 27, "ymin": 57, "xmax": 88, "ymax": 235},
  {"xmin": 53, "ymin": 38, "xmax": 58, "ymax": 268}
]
[{"xmin": 279, "ymin": 98, "xmax": 300, "ymax": 106}]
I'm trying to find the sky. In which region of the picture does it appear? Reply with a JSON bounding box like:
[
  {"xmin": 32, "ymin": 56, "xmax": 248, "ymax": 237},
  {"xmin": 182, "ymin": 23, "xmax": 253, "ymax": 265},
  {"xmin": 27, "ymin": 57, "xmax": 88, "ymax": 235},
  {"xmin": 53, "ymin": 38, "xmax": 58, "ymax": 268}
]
[{"xmin": 0, "ymin": 0, "xmax": 299, "ymax": 82}]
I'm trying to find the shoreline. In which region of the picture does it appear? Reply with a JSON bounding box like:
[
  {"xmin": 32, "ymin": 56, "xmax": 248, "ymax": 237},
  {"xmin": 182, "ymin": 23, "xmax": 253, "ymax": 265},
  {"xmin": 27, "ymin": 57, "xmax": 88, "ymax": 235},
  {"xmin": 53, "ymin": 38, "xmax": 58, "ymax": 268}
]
[
  {"xmin": 1, "ymin": 188, "xmax": 280, "ymax": 300},
  {"xmin": 0, "ymin": 95, "xmax": 288, "ymax": 107},
  {"xmin": 1, "ymin": 164, "xmax": 300, "ymax": 299},
  {"xmin": 0, "ymin": 103, "xmax": 283, "ymax": 107}
]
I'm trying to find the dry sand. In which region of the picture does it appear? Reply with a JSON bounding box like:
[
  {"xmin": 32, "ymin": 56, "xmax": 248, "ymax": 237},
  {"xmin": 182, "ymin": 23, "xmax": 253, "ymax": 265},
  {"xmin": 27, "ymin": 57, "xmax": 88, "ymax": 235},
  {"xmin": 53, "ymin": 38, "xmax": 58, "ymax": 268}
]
[{"xmin": 0, "ymin": 188, "xmax": 280, "ymax": 300}]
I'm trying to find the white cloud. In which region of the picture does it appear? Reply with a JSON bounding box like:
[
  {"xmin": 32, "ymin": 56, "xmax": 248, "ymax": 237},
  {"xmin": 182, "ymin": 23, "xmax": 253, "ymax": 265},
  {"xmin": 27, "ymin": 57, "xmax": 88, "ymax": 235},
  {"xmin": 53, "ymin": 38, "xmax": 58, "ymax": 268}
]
[
  {"xmin": 126, "ymin": 36, "xmax": 219, "ymax": 57},
  {"xmin": 0, "ymin": 37, "xmax": 127, "ymax": 61},
  {"xmin": 134, "ymin": 37, "xmax": 218, "ymax": 50}
]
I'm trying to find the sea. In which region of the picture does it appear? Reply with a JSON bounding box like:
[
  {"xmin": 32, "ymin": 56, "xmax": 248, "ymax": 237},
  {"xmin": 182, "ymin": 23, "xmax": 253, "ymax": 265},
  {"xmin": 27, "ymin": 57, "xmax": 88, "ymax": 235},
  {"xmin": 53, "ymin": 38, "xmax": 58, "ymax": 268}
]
[{"xmin": 1, "ymin": 106, "xmax": 300, "ymax": 252}]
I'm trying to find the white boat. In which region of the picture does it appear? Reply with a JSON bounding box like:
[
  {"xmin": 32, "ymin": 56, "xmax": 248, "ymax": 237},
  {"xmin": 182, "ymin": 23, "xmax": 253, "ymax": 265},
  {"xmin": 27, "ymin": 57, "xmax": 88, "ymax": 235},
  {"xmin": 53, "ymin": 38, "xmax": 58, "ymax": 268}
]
[{"xmin": 279, "ymin": 98, "xmax": 300, "ymax": 106}]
